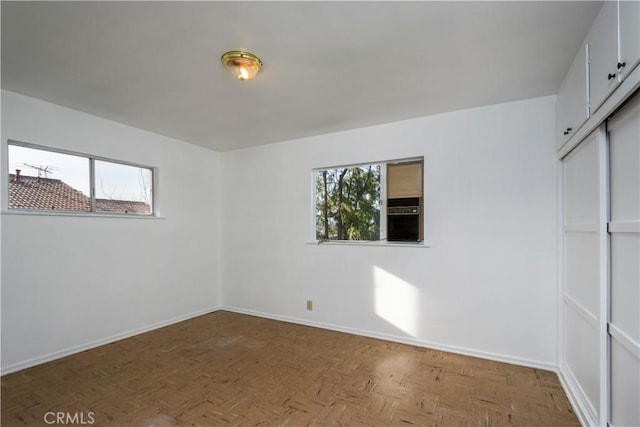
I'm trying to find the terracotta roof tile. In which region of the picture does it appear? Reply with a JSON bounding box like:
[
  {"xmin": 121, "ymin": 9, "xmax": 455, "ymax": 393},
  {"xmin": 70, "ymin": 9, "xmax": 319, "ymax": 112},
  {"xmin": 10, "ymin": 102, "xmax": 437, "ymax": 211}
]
[
  {"xmin": 9, "ymin": 174, "xmax": 89, "ymax": 211},
  {"xmin": 96, "ymin": 199, "xmax": 150, "ymax": 214},
  {"xmin": 9, "ymin": 174, "xmax": 151, "ymax": 214}
]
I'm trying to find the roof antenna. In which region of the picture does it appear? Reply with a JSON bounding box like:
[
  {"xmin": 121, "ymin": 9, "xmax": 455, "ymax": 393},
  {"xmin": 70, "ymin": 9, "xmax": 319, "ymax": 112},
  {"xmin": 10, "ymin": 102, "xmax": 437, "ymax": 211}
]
[{"xmin": 23, "ymin": 163, "xmax": 53, "ymax": 179}]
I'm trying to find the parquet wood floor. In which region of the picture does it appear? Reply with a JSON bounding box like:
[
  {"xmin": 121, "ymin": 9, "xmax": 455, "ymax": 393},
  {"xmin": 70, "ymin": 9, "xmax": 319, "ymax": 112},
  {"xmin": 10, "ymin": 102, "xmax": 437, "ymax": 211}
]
[{"xmin": 2, "ymin": 311, "xmax": 579, "ymax": 426}]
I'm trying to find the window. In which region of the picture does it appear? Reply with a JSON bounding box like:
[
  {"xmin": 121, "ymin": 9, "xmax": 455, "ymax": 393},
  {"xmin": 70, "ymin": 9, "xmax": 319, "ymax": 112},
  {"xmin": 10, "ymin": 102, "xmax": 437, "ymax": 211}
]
[
  {"xmin": 315, "ymin": 164, "xmax": 382, "ymax": 241},
  {"xmin": 94, "ymin": 160, "xmax": 152, "ymax": 214},
  {"xmin": 314, "ymin": 158, "xmax": 423, "ymax": 243},
  {"xmin": 7, "ymin": 141, "xmax": 154, "ymax": 215}
]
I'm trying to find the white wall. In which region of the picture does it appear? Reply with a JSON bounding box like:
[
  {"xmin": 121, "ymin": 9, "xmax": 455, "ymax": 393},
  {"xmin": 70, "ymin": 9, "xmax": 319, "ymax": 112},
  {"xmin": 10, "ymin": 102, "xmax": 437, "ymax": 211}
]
[
  {"xmin": 1, "ymin": 90, "xmax": 221, "ymax": 373},
  {"xmin": 0, "ymin": 92, "xmax": 559, "ymax": 373},
  {"xmin": 221, "ymin": 95, "xmax": 559, "ymax": 368}
]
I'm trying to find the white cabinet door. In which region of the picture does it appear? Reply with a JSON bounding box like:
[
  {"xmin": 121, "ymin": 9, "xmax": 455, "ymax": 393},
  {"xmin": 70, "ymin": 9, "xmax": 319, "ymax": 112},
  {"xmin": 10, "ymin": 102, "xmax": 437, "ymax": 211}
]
[
  {"xmin": 563, "ymin": 131, "xmax": 602, "ymax": 419},
  {"xmin": 557, "ymin": 43, "xmax": 589, "ymax": 149},
  {"xmin": 588, "ymin": 1, "xmax": 620, "ymax": 114},
  {"xmin": 607, "ymin": 92, "xmax": 640, "ymax": 427},
  {"xmin": 618, "ymin": 0, "xmax": 640, "ymax": 80}
]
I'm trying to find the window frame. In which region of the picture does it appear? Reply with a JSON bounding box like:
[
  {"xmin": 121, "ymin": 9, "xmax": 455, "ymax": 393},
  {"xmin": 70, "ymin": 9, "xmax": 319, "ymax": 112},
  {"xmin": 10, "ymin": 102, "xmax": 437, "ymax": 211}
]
[
  {"xmin": 311, "ymin": 156, "xmax": 424, "ymax": 245},
  {"xmin": 5, "ymin": 139, "xmax": 157, "ymax": 217}
]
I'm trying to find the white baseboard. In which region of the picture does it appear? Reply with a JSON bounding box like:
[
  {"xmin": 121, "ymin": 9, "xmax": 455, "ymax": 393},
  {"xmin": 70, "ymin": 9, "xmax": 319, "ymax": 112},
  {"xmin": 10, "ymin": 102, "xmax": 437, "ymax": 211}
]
[
  {"xmin": 557, "ymin": 363, "xmax": 598, "ymax": 427},
  {"xmin": 1, "ymin": 306, "xmax": 222, "ymax": 375},
  {"xmin": 221, "ymin": 305, "xmax": 557, "ymax": 372}
]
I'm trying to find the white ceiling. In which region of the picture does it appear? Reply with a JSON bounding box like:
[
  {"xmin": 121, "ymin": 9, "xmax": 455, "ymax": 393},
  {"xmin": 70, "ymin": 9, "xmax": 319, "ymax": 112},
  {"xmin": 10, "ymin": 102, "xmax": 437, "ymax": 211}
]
[{"xmin": 2, "ymin": 1, "xmax": 602, "ymax": 152}]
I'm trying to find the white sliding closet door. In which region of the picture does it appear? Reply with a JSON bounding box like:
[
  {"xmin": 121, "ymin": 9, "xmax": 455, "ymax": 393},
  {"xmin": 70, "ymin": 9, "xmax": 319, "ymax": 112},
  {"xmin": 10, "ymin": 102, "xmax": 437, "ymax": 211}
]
[
  {"xmin": 607, "ymin": 93, "xmax": 640, "ymax": 427},
  {"xmin": 563, "ymin": 130, "xmax": 602, "ymax": 421}
]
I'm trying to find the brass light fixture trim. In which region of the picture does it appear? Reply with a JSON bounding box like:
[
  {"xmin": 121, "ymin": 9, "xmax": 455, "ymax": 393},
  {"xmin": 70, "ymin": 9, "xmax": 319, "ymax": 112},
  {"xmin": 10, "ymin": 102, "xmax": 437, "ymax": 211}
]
[{"xmin": 221, "ymin": 50, "xmax": 263, "ymax": 81}]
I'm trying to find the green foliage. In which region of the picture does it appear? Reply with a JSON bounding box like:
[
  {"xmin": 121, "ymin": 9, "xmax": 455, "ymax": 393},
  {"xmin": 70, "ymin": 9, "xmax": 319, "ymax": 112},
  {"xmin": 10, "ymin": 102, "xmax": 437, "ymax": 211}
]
[{"xmin": 315, "ymin": 164, "xmax": 381, "ymax": 241}]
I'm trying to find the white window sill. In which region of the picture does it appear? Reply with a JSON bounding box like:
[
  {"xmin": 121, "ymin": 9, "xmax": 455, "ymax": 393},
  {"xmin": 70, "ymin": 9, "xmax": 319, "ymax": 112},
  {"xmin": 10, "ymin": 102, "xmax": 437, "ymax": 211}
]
[
  {"xmin": 1, "ymin": 210, "xmax": 164, "ymax": 219},
  {"xmin": 306, "ymin": 240, "xmax": 430, "ymax": 248}
]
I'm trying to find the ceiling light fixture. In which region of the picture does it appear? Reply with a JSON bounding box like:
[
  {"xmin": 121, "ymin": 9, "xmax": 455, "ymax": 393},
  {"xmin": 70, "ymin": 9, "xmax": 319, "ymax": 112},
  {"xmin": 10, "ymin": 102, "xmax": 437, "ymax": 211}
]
[{"xmin": 221, "ymin": 50, "xmax": 263, "ymax": 81}]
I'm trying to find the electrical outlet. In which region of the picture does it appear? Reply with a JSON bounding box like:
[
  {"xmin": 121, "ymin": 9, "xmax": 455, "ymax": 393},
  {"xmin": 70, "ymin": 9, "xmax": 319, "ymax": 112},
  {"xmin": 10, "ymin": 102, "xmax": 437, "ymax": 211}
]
[{"xmin": 306, "ymin": 300, "xmax": 313, "ymax": 311}]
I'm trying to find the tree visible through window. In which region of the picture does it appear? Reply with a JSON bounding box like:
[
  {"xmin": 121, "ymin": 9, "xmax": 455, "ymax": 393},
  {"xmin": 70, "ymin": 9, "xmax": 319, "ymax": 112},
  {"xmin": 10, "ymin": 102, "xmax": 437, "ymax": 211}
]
[{"xmin": 315, "ymin": 165, "xmax": 381, "ymax": 241}]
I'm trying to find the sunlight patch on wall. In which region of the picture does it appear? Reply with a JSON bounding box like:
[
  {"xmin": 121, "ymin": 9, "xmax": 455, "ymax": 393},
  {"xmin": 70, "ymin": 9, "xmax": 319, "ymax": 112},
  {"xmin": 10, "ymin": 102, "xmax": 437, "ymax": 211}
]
[{"xmin": 373, "ymin": 266, "xmax": 420, "ymax": 337}]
